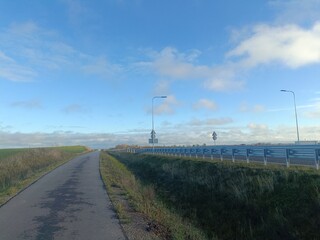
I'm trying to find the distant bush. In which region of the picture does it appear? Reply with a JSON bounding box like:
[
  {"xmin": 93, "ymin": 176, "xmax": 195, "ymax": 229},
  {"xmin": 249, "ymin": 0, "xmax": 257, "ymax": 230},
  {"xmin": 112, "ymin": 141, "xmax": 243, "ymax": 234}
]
[{"xmin": 109, "ymin": 152, "xmax": 320, "ymax": 240}]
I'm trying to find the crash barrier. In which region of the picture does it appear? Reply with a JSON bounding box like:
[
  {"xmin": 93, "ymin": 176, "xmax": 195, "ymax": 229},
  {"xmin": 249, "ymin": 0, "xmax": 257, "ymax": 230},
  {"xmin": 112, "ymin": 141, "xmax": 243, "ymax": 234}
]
[{"xmin": 128, "ymin": 145, "xmax": 320, "ymax": 170}]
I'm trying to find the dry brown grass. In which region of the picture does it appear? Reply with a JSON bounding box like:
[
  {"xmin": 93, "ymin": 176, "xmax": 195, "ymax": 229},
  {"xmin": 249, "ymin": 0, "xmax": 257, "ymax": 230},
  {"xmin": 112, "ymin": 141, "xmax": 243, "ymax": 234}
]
[{"xmin": 0, "ymin": 146, "xmax": 87, "ymax": 205}]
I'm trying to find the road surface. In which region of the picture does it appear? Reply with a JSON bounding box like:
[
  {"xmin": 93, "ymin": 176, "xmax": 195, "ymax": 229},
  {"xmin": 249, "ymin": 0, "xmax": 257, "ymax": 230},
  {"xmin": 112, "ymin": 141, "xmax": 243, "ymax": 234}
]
[{"xmin": 0, "ymin": 151, "xmax": 126, "ymax": 240}]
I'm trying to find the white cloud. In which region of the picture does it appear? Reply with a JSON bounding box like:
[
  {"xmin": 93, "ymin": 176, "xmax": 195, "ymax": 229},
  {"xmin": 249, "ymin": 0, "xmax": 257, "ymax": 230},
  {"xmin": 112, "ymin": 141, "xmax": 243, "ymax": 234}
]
[
  {"xmin": 240, "ymin": 102, "xmax": 266, "ymax": 113},
  {"xmin": 62, "ymin": 104, "xmax": 89, "ymax": 114},
  {"xmin": 305, "ymin": 110, "xmax": 320, "ymax": 118},
  {"xmin": 0, "ymin": 50, "xmax": 37, "ymax": 82},
  {"xmin": 0, "ymin": 22, "xmax": 122, "ymax": 82},
  {"xmin": 0, "ymin": 130, "xmax": 140, "ymax": 149},
  {"xmin": 153, "ymin": 80, "xmax": 170, "ymax": 95},
  {"xmin": 0, "ymin": 51, "xmax": 14, "ymax": 62},
  {"xmin": 227, "ymin": 22, "xmax": 320, "ymax": 69},
  {"xmin": 1, "ymin": 120, "xmax": 319, "ymax": 148},
  {"xmin": 303, "ymin": 99, "xmax": 320, "ymax": 118},
  {"xmin": 269, "ymin": 0, "xmax": 320, "ymax": 25},
  {"xmin": 153, "ymin": 95, "xmax": 180, "ymax": 115},
  {"xmin": 11, "ymin": 99, "xmax": 43, "ymax": 109},
  {"xmin": 247, "ymin": 123, "xmax": 269, "ymax": 131},
  {"xmin": 151, "ymin": 47, "xmax": 209, "ymax": 79},
  {"xmin": 193, "ymin": 99, "xmax": 217, "ymax": 111},
  {"xmin": 253, "ymin": 105, "xmax": 266, "ymax": 113},
  {"xmin": 188, "ymin": 117, "xmax": 233, "ymax": 127},
  {"xmin": 61, "ymin": 0, "xmax": 88, "ymax": 25},
  {"xmin": 141, "ymin": 21, "xmax": 320, "ymax": 93},
  {"xmin": 82, "ymin": 57, "xmax": 122, "ymax": 78},
  {"xmin": 140, "ymin": 47, "xmax": 244, "ymax": 92},
  {"xmin": 155, "ymin": 121, "xmax": 306, "ymax": 146},
  {"xmin": 203, "ymin": 75, "xmax": 244, "ymax": 92}
]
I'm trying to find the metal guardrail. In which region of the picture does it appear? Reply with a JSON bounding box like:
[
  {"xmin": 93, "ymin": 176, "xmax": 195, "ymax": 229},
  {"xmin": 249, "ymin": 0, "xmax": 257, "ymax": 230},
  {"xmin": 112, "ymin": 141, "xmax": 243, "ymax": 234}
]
[{"xmin": 128, "ymin": 145, "xmax": 320, "ymax": 170}]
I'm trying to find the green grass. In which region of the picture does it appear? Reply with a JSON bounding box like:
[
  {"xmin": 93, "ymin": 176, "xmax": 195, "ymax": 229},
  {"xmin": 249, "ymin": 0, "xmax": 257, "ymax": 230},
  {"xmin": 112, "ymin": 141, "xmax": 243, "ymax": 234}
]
[
  {"xmin": 100, "ymin": 151, "xmax": 210, "ymax": 240},
  {"xmin": 0, "ymin": 146, "xmax": 88, "ymax": 205},
  {"xmin": 54, "ymin": 145, "xmax": 90, "ymax": 154},
  {"xmin": 0, "ymin": 148, "xmax": 29, "ymax": 161},
  {"xmin": 109, "ymin": 152, "xmax": 320, "ymax": 240}
]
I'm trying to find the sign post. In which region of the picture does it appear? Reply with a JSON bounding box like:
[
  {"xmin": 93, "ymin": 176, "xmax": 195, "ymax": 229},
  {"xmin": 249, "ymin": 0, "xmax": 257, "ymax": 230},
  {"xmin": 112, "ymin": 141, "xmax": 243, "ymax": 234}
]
[
  {"xmin": 150, "ymin": 96, "xmax": 166, "ymax": 154},
  {"xmin": 149, "ymin": 130, "xmax": 158, "ymax": 153}
]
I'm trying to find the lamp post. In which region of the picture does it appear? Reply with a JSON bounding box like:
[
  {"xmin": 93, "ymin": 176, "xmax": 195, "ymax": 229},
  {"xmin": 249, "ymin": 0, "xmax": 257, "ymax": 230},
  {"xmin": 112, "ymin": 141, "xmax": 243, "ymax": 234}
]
[
  {"xmin": 151, "ymin": 96, "xmax": 167, "ymax": 154},
  {"xmin": 281, "ymin": 90, "xmax": 300, "ymax": 143}
]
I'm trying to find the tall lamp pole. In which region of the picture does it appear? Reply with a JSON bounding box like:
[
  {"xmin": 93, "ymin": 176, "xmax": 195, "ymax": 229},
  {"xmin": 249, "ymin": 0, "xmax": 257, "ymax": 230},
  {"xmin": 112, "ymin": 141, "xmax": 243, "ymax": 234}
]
[
  {"xmin": 151, "ymin": 96, "xmax": 167, "ymax": 154},
  {"xmin": 281, "ymin": 90, "xmax": 300, "ymax": 143}
]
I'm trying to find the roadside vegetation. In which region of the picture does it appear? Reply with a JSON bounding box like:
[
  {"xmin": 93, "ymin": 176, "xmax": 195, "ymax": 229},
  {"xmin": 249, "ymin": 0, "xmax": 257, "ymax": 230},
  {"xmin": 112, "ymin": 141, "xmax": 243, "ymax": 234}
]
[
  {"xmin": 108, "ymin": 152, "xmax": 320, "ymax": 240},
  {"xmin": 0, "ymin": 146, "xmax": 88, "ymax": 205},
  {"xmin": 100, "ymin": 151, "xmax": 210, "ymax": 240}
]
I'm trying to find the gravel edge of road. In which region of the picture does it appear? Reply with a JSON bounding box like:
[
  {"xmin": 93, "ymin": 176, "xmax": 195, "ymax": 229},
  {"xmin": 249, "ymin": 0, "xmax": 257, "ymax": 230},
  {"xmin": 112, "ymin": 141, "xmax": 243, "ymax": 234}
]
[{"xmin": 98, "ymin": 153, "xmax": 130, "ymax": 240}]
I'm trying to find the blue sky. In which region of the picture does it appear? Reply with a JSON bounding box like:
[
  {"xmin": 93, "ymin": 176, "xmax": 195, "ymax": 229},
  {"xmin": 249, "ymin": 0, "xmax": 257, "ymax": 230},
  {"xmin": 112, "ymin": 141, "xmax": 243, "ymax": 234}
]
[{"xmin": 1, "ymin": 0, "xmax": 320, "ymax": 148}]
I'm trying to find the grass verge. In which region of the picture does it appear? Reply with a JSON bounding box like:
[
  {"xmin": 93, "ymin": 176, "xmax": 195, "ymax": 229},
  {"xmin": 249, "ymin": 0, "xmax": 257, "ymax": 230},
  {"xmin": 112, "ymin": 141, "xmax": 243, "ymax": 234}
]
[
  {"xmin": 0, "ymin": 146, "xmax": 89, "ymax": 205},
  {"xmin": 109, "ymin": 152, "xmax": 320, "ymax": 240},
  {"xmin": 100, "ymin": 151, "xmax": 210, "ymax": 240}
]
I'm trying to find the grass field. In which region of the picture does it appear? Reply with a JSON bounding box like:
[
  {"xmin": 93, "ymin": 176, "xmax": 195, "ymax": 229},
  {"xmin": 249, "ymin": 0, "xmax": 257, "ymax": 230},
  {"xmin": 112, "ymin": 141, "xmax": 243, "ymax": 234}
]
[
  {"xmin": 108, "ymin": 152, "xmax": 320, "ymax": 240},
  {"xmin": 100, "ymin": 151, "xmax": 210, "ymax": 240},
  {"xmin": 0, "ymin": 146, "xmax": 88, "ymax": 205},
  {"xmin": 0, "ymin": 148, "xmax": 29, "ymax": 161}
]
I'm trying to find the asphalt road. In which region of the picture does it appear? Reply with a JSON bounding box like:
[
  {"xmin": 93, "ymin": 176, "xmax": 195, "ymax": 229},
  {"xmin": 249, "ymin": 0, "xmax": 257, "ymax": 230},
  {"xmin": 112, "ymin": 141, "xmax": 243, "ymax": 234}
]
[{"xmin": 0, "ymin": 151, "xmax": 126, "ymax": 240}]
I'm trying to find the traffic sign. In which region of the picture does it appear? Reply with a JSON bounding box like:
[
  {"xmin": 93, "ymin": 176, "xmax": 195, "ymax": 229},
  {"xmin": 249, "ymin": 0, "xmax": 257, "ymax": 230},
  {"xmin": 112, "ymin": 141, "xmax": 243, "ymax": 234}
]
[
  {"xmin": 212, "ymin": 131, "xmax": 217, "ymax": 141},
  {"xmin": 149, "ymin": 138, "xmax": 158, "ymax": 144}
]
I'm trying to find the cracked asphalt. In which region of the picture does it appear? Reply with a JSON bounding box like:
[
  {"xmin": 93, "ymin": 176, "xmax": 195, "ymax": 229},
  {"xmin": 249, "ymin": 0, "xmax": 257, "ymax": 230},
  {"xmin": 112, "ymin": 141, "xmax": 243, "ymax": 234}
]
[{"xmin": 0, "ymin": 151, "xmax": 126, "ymax": 240}]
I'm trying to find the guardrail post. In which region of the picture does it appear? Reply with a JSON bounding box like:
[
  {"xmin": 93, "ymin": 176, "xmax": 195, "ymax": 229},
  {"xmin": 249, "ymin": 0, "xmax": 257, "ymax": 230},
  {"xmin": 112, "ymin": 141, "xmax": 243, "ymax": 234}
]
[
  {"xmin": 263, "ymin": 149, "xmax": 268, "ymax": 166},
  {"xmin": 211, "ymin": 149, "xmax": 216, "ymax": 160},
  {"xmin": 220, "ymin": 149, "xmax": 223, "ymax": 161},
  {"xmin": 232, "ymin": 149, "xmax": 235, "ymax": 163},
  {"xmin": 315, "ymin": 149, "xmax": 319, "ymax": 170},
  {"xmin": 285, "ymin": 149, "xmax": 290, "ymax": 168},
  {"xmin": 246, "ymin": 149, "xmax": 250, "ymax": 163}
]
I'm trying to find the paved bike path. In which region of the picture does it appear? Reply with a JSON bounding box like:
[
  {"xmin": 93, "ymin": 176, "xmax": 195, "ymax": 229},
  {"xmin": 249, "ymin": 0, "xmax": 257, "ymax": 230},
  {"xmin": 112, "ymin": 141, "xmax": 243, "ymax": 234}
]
[{"xmin": 0, "ymin": 151, "xmax": 126, "ymax": 240}]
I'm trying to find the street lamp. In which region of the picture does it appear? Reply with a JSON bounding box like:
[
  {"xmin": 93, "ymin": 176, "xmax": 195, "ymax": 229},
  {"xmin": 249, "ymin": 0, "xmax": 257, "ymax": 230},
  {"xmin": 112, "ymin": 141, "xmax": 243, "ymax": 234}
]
[
  {"xmin": 150, "ymin": 96, "xmax": 167, "ymax": 154},
  {"xmin": 281, "ymin": 90, "xmax": 300, "ymax": 143}
]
